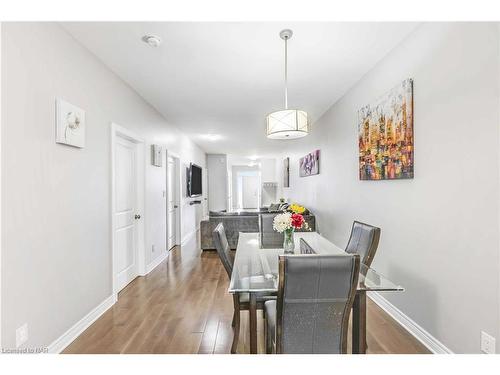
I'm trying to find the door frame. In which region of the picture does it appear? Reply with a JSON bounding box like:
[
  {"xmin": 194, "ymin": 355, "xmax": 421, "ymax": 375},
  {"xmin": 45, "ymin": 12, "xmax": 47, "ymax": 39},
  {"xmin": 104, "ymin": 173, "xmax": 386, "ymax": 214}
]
[
  {"xmin": 110, "ymin": 123, "xmax": 146, "ymax": 297},
  {"xmin": 166, "ymin": 150, "xmax": 182, "ymax": 248}
]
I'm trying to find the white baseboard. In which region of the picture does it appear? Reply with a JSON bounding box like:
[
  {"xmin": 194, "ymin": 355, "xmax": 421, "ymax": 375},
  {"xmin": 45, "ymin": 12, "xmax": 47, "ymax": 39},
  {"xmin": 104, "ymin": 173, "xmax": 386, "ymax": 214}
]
[
  {"xmin": 47, "ymin": 247, "xmax": 170, "ymax": 353},
  {"xmin": 181, "ymin": 228, "xmax": 198, "ymax": 246},
  {"xmin": 368, "ymin": 292, "xmax": 453, "ymax": 354},
  {"xmin": 145, "ymin": 250, "xmax": 169, "ymax": 274},
  {"xmin": 47, "ymin": 294, "xmax": 117, "ymax": 353}
]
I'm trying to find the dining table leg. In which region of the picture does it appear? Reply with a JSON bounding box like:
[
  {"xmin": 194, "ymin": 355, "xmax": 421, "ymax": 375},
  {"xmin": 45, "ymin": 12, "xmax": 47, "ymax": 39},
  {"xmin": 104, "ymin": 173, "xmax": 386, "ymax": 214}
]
[
  {"xmin": 249, "ymin": 292, "xmax": 258, "ymax": 354},
  {"xmin": 352, "ymin": 291, "xmax": 367, "ymax": 354}
]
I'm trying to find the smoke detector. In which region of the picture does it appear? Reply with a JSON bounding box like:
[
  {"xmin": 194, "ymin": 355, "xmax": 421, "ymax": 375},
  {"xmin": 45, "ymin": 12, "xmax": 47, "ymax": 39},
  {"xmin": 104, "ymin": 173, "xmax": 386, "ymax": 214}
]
[{"xmin": 142, "ymin": 35, "xmax": 162, "ymax": 48}]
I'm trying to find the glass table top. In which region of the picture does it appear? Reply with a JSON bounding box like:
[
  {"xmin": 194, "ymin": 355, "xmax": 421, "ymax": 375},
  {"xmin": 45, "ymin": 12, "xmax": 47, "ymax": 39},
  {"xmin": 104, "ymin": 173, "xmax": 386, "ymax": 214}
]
[{"xmin": 228, "ymin": 232, "xmax": 404, "ymax": 294}]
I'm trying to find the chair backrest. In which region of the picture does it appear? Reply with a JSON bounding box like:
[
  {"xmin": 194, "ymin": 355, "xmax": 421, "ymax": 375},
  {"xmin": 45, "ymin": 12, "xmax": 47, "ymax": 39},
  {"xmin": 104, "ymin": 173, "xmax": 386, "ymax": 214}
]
[
  {"xmin": 275, "ymin": 254, "xmax": 360, "ymax": 354},
  {"xmin": 212, "ymin": 223, "xmax": 233, "ymax": 278},
  {"xmin": 259, "ymin": 213, "xmax": 284, "ymax": 248},
  {"xmin": 345, "ymin": 221, "xmax": 380, "ymax": 268}
]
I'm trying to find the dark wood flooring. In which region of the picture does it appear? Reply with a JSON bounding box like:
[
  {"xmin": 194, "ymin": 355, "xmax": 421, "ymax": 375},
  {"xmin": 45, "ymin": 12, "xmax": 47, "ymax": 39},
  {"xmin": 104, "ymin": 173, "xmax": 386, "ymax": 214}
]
[{"xmin": 63, "ymin": 236, "xmax": 430, "ymax": 354}]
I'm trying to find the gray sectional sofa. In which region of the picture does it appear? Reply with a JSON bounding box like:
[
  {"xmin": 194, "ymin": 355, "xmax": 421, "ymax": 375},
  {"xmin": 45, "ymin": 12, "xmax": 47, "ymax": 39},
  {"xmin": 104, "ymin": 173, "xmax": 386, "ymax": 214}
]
[{"xmin": 200, "ymin": 208, "xmax": 316, "ymax": 250}]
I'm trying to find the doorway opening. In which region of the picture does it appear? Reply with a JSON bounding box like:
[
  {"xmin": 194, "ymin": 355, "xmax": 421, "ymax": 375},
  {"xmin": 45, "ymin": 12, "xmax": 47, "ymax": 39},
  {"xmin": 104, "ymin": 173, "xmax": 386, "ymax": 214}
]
[{"xmin": 235, "ymin": 169, "xmax": 261, "ymax": 209}]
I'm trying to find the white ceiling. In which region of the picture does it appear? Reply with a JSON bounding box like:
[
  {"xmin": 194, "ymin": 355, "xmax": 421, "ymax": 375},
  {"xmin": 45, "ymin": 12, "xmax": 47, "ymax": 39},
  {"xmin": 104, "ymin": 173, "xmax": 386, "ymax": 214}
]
[{"xmin": 62, "ymin": 22, "xmax": 418, "ymax": 157}]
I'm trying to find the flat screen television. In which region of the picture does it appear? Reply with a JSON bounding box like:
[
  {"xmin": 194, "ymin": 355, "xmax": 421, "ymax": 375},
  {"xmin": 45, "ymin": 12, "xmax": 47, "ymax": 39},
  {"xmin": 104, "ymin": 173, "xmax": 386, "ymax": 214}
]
[{"xmin": 187, "ymin": 163, "xmax": 202, "ymax": 197}]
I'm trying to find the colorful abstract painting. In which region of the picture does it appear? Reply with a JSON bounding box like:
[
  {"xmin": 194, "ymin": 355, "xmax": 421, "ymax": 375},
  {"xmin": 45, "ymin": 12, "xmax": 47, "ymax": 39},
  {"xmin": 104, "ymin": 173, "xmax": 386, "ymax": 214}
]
[
  {"xmin": 358, "ymin": 79, "xmax": 414, "ymax": 180},
  {"xmin": 299, "ymin": 150, "xmax": 320, "ymax": 177}
]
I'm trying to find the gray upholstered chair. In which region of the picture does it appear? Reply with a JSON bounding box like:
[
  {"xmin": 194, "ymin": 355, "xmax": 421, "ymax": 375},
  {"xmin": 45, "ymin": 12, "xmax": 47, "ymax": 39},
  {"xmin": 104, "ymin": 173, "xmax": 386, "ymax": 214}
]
[
  {"xmin": 345, "ymin": 221, "xmax": 381, "ymax": 267},
  {"xmin": 259, "ymin": 212, "xmax": 316, "ymax": 248},
  {"xmin": 264, "ymin": 254, "xmax": 360, "ymax": 354},
  {"xmin": 259, "ymin": 213, "xmax": 284, "ymax": 248},
  {"xmin": 213, "ymin": 223, "xmax": 234, "ymax": 276},
  {"xmin": 212, "ymin": 223, "xmax": 274, "ymax": 354}
]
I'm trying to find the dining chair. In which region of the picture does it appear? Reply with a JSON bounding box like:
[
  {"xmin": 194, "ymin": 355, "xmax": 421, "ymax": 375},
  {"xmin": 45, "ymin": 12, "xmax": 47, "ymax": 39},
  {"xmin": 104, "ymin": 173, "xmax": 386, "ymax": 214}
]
[
  {"xmin": 259, "ymin": 213, "xmax": 284, "ymax": 248},
  {"xmin": 212, "ymin": 223, "xmax": 274, "ymax": 354},
  {"xmin": 345, "ymin": 221, "xmax": 381, "ymax": 267},
  {"xmin": 259, "ymin": 213, "xmax": 316, "ymax": 249},
  {"xmin": 264, "ymin": 254, "xmax": 360, "ymax": 354}
]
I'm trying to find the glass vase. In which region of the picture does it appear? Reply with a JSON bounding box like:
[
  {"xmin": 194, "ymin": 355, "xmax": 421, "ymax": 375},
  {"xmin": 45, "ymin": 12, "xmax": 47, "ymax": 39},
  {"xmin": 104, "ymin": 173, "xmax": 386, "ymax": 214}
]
[{"xmin": 283, "ymin": 228, "xmax": 295, "ymax": 254}]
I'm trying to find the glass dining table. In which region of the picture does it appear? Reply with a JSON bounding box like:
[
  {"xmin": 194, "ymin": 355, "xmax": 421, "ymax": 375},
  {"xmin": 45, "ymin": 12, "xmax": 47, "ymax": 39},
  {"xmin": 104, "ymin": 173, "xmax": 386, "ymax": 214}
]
[{"xmin": 228, "ymin": 232, "xmax": 404, "ymax": 354}]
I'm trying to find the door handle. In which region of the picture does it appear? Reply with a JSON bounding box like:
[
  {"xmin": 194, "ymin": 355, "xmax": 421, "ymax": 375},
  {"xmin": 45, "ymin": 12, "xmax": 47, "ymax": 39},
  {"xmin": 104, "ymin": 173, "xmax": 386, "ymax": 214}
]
[{"xmin": 135, "ymin": 214, "xmax": 141, "ymax": 220}]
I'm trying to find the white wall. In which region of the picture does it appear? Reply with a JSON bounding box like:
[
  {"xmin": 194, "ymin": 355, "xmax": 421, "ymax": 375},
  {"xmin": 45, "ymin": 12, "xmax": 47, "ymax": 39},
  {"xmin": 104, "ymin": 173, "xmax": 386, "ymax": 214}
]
[
  {"xmin": 281, "ymin": 23, "xmax": 500, "ymax": 353},
  {"xmin": 207, "ymin": 154, "xmax": 228, "ymax": 212},
  {"xmin": 498, "ymin": 23, "xmax": 500, "ymax": 351},
  {"xmin": 1, "ymin": 22, "xmax": 206, "ymax": 349},
  {"xmin": 144, "ymin": 146, "xmax": 166, "ymax": 264},
  {"xmin": 0, "ymin": 21, "xmax": 3, "ymax": 346},
  {"xmin": 260, "ymin": 158, "xmax": 277, "ymax": 183}
]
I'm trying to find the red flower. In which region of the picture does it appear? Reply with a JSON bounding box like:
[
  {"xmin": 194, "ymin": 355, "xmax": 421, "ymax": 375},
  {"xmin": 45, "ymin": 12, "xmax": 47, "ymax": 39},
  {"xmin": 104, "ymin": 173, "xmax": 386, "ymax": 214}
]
[{"xmin": 291, "ymin": 213, "xmax": 305, "ymax": 229}]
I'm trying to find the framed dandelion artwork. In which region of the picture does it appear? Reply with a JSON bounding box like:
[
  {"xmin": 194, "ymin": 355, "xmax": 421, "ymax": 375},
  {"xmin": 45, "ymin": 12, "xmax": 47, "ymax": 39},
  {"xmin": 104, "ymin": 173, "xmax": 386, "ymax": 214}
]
[
  {"xmin": 358, "ymin": 78, "xmax": 414, "ymax": 180},
  {"xmin": 56, "ymin": 98, "xmax": 86, "ymax": 148}
]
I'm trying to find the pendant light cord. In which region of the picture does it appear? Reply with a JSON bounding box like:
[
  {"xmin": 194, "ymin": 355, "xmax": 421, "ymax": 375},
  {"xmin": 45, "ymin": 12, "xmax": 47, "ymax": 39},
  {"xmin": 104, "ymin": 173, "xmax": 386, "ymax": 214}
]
[{"xmin": 284, "ymin": 36, "xmax": 288, "ymax": 109}]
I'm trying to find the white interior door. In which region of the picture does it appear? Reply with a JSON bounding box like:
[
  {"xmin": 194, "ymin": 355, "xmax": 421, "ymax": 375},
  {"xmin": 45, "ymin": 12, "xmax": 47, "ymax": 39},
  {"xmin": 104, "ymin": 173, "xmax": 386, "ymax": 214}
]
[
  {"xmin": 167, "ymin": 156, "xmax": 178, "ymax": 250},
  {"xmin": 114, "ymin": 136, "xmax": 138, "ymax": 292},
  {"xmin": 242, "ymin": 175, "xmax": 259, "ymax": 208}
]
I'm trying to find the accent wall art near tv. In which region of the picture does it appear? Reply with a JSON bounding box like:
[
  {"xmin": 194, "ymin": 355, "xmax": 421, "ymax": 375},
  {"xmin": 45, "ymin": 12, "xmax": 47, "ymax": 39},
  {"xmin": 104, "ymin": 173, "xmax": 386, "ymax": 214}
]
[
  {"xmin": 283, "ymin": 157, "xmax": 290, "ymax": 187},
  {"xmin": 358, "ymin": 78, "xmax": 414, "ymax": 180},
  {"xmin": 299, "ymin": 150, "xmax": 320, "ymax": 177}
]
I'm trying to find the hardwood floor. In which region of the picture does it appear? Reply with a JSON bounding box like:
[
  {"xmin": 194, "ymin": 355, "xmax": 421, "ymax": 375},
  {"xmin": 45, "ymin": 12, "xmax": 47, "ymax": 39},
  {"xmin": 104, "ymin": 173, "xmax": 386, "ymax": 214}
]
[{"xmin": 63, "ymin": 235, "xmax": 430, "ymax": 354}]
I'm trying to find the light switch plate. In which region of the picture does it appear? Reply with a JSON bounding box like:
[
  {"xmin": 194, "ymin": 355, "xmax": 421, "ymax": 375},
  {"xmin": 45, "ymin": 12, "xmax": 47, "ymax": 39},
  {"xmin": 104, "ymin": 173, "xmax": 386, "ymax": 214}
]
[
  {"xmin": 16, "ymin": 323, "xmax": 28, "ymax": 348},
  {"xmin": 481, "ymin": 331, "xmax": 496, "ymax": 354}
]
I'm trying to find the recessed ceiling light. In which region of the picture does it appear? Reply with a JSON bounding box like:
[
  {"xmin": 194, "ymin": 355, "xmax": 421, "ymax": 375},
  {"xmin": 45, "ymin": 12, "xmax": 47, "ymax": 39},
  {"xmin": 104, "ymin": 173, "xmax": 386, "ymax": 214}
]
[
  {"xmin": 201, "ymin": 134, "xmax": 222, "ymax": 142},
  {"xmin": 142, "ymin": 35, "xmax": 162, "ymax": 48}
]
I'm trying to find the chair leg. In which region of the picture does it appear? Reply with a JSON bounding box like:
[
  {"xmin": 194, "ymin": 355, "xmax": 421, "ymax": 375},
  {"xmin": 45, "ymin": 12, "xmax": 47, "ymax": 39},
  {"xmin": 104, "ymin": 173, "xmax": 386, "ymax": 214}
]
[
  {"xmin": 231, "ymin": 308, "xmax": 240, "ymax": 354},
  {"xmin": 264, "ymin": 307, "xmax": 274, "ymax": 354},
  {"xmin": 231, "ymin": 310, "xmax": 237, "ymax": 327},
  {"xmin": 265, "ymin": 324, "xmax": 273, "ymax": 354}
]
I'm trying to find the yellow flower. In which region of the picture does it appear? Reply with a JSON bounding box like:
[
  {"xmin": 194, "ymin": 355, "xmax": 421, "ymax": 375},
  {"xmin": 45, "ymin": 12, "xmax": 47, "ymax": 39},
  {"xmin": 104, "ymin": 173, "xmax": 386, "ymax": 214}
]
[{"xmin": 290, "ymin": 203, "xmax": 306, "ymax": 214}]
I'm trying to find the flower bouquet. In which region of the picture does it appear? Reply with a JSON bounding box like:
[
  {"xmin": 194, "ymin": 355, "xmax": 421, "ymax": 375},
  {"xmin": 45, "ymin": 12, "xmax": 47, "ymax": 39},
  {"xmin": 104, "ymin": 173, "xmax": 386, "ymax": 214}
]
[{"xmin": 272, "ymin": 203, "xmax": 309, "ymax": 253}]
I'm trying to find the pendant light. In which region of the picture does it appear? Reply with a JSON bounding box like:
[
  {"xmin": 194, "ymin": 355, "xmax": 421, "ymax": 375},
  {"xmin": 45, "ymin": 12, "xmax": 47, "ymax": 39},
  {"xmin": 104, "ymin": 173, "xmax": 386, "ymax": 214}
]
[{"xmin": 266, "ymin": 29, "xmax": 309, "ymax": 139}]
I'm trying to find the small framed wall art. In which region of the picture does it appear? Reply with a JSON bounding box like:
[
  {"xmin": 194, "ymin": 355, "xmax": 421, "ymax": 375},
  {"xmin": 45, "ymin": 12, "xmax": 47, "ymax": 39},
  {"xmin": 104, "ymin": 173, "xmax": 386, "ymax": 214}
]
[
  {"xmin": 299, "ymin": 150, "xmax": 320, "ymax": 177},
  {"xmin": 283, "ymin": 157, "xmax": 290, "ymax": 187},
  {"xmin": 151, "ymin": 144, "xmax": 163, "ymax": 167},
  {"xmin": 56, "ymin": 98, "xmax": 86, "ymax": 148}
]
